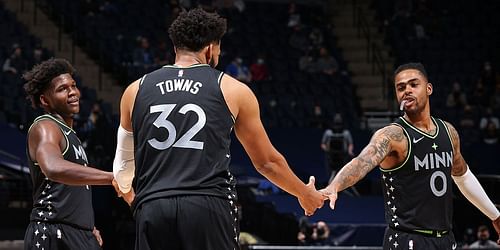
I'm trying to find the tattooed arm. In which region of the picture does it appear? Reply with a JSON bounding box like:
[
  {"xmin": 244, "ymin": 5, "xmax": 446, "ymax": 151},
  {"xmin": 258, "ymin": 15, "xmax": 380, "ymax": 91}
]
[{"xmin": 321, "ymin": 125, "xmax": 405, "ymax": 209}]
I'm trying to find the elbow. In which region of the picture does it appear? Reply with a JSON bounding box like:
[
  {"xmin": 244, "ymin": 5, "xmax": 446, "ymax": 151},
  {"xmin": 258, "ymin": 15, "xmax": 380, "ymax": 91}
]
[
  {"xmin": 43, "ymin": 166, "xmax": 65, "ymax": 182},
  {"xmin": 39, "ymin": 159, "xmax": 67, "ymax": 182},
  {"xmin": 254, "ymin": 154, "xmax": 287, "ymax": 176}
]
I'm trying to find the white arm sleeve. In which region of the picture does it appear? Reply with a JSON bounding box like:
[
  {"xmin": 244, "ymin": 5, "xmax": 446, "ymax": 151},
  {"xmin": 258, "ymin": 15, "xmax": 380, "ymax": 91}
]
[
  {"xmin": 452, "ymin": 167, "xmax": 500, "ymax": 220},
  {"xmin": 113, "ymin": 126, "xmax": 135, "ymax": 193}
]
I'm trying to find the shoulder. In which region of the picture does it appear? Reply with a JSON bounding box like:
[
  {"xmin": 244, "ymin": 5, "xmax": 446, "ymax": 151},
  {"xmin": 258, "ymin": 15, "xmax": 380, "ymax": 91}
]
[
  {"xmin": 221, "ymin": 74, "xmax": 254, "ymax": 99},
  {"xmin": 323, "ymin": 129, "xmax": 333, "ymax": 135},
  {"xmin": 441, "ymin": 120, "xmax": 460, "ymax": 143},
  {"xmin": 441, "ymin": 119, "xmax": 457, "ymax": 133},
  {"xmin": 28, "ymin": 119, "xmax": 64, "ymax": 143},
  {"xmin": 122, "ymin": 79, "xmax": 141, "ymax": 101},
  {"xmin": 374, "ymin": 124, "xmax": 406, "ymax": 141}
]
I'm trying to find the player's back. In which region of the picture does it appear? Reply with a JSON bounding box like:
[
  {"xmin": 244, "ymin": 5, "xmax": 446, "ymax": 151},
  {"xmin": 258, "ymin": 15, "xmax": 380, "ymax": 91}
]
[{"xmin": 131, "ymin": 64, "xmax": 236, "ymax": 212}]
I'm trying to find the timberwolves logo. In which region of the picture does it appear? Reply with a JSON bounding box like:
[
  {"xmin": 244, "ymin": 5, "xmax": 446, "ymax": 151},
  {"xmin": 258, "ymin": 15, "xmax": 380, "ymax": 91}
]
[{"xmin": 72, "ymin": 144, "xmax": 88, "ymax": 163}]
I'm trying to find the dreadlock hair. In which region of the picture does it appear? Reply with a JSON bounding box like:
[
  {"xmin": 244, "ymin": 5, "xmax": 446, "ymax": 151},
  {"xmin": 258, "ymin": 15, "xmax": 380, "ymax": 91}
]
[
  {"xmin": 168, "ymin": 8, "xmax": 227, "ymax": 52},
  {"xmin": 23, "ymin": 58, "xmax": 75, "ymax": 108}
]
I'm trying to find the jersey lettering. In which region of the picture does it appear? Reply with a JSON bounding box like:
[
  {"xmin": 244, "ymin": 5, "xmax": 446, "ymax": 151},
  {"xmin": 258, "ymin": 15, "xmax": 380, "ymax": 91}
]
[
  {"xmin": 72, "ymin": 144, "xmax": 88, "ymax": 163},
  {"xmin": 148, "ymin": 103, "xmax": 206, "ymax": 150}
]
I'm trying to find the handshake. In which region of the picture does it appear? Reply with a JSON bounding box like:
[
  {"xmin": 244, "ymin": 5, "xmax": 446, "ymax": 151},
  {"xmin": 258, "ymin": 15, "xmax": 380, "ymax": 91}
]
[
  {"xmin": 109, "ymin": 176, "xmax": 340, "ymax": 216},
  {"xmin": 297, "ymin": 176, "xmax": 338, "ymax": 217},
  {"xmin": 112, "ymin": 179, "xmax": 135, "ymax": 206}
]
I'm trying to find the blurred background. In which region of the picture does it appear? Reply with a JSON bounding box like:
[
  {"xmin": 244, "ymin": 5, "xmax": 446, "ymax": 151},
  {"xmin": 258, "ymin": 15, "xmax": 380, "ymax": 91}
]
[{"xmin": 0, "ymin": 0, "xmax": 499, "ymax": 249}]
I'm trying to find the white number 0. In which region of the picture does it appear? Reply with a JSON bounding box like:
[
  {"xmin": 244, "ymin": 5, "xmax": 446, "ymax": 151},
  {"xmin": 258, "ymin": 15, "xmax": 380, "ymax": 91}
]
[{"xmin": 147, "ymin": 104, "xmax": 206, "ymax": 150}]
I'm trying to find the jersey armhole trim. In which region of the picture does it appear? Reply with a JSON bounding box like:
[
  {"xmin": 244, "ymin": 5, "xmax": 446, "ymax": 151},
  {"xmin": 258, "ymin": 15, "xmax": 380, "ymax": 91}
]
[
  {"xmin": 29, "ymin": 115, "xmax": 70, "ymax": 157},
  {"xmin": 379, "ymin": 123, "xmax": 411, "ymax": 173},
  {"xmin": 139, "ymin": 74, "xmax": 147, "ymax": 86},
  {"xmin": 218, "ymin": 72, "xmax": 236, "ymax": 123},
  {"xmin": 439, "ymin": 119, "xmax": 454, "ymax": 155}
]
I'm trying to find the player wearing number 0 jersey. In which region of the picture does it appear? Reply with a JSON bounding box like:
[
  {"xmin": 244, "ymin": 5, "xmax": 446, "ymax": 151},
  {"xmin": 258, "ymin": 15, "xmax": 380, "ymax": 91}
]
[
  {"xmin": 321, "ymin": 63, "xmax": 500, "ymax": 250},
  {"xmin": 381, "ymin": 117, "xmax": 453, "ymax": 235},
  {"xmin": 112, "ymin": 8, "xmax": 325, "ymax": 250}
]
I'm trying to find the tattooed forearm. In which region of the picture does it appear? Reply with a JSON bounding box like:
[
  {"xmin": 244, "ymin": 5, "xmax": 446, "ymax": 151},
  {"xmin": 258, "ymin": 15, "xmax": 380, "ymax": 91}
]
[{"xmin": 332, "ymin": 125, "xmax": 402, "ymax": 191}]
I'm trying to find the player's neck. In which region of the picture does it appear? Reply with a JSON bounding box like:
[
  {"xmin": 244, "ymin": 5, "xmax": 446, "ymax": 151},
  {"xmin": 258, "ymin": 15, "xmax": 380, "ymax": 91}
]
[
  {"xmin": 404, "ymin": 112, "xmax": 432, "ymax": 132},
  {"xmin": 47, "ymin": 112, "xmax": 73, "ymax": 128},
  {"xmin": 174, "ymin": 52, "xmax": 206, "ymax": 67}
]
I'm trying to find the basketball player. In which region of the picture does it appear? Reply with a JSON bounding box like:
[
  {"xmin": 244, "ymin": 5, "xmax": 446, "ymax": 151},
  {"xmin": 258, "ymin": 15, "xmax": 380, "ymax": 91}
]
[
  {"xmin": 321, "ymin": 63, "xmax": 500, "ymax": 249},
  {"xmin": 23, "ymin": 58, "xmax": 114, "ymax": 250},
  {"xmin": 112, "ymin": 8, "xmax": 325, "ymax": 250}
]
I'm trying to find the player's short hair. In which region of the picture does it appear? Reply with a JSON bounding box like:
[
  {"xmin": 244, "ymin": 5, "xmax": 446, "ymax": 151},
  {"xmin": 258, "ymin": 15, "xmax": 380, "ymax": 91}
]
[
  {"xmin": 393, "ymin": 62, "xmax": 429, "ymax": 82},
  {"xmin": 168, "ymin": 8, "xmax": 227, "ymax": 52},
  {"xmin": 23, "ymin": 58, "xmax": 75, "ymax": 108}
]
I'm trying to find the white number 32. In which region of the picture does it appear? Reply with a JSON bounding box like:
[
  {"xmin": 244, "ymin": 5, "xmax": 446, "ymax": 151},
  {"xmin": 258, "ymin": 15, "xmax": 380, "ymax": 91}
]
[{"xmin": 148, "ymin": 103, "xmax": 206, "ymax": 150}]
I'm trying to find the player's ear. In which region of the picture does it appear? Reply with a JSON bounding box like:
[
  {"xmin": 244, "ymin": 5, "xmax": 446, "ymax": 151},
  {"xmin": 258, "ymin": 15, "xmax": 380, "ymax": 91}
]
[
  {"xmin": 427, "ymin": 82, "xmax": 433, "ymax": 95},
  {"xmin": 39, "ymin": 94, "xmax": 49, "ymax": 107},
  {"xmin": 205, "ymin": 44, "xmax": 213, "ymax": 63}
]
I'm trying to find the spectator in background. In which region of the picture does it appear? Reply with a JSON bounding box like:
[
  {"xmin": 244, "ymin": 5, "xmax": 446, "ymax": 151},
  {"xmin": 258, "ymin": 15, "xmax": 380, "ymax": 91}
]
[
  {"xmin": 250, "ymin": 54, "xmax": 269, "ymax": 82},
  {"xmin": 321, "ymin": 113, "xmax": 354, "ymax": 183},
  {"xmin": 480, "ymin": 61, "xmax": 496, "ymax": 89},
  {"xmin": 297, "ymin": 218, "xmax": 331, "ymax": 246},
  {"xmin": 154, "ymin": 40, "xmax": 173, "ymax": 66},
  {"xmin": 469, "ymin": 225, "xmax": 500, "ymax": 248},
  {"xmin": 310, "ymin": 104, "xmax": 325, "ymax": 129},
  {"xmin": 482, "ymin": 122, "xmax": 499, "ymax": 145},
  {"xmin": 28, "ymin": 46, "xmax": 47, "ymax": 68},
  {"xmin": 2, "ymin": 44, "xmax": 27, "ymax": 77},
  {"xmin": 299, "ymin": 49, "xmax": 318, "ymax": 73},
  {"xmin": 311, "ymin": 221, "xmax": 331, "ymax": 246},
  {"xmin": 289, "ymin": 25, "xmax": 310, "ymax": 52},
  {"xmin": 459, "ymin": 105, "xmax": 480, "ymax": 146},
  {"xmin": 225, "ymin": 56, "xmax": 251, "ymax": 83},
  {"xmin": 309, "ymin": 28, "xmax": 324, "ymax": 49},
  {"xmin": 298, "ymin": 216, "xmax": 314, "ymax": 245},
  {"xmin": 446, "ymin": 81, "xmax": 468, "ymax": 109},
  {"xmin": 470, "ymin": 80, "xmax": 490, "ymax": 109},
  {"xmin": 133, "ymin": 37, "xmax": 155, "ymax": 69},
  {"xmin": 316, "ymin": 47, "xmax": 338, "ymax": 76},
  {"xmin": 480, "ymin": 109, "xmax": 499, "ymax": 145},
  {"xmin": 480, "ymin": 108, "xmax": 499, "ymax": 131},
  {"xmin": 287, "ymin": 2, "xmax": 301, "ymax": 28}
]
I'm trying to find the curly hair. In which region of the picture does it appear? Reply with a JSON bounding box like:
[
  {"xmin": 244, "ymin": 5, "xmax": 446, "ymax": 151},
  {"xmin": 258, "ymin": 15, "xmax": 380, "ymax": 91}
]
[
  {"xmin": 23, "ymin": 58, "xmax": 75, "ymax": 108},
  {"xmin": 168, "ymin": 8, "xmax": 227, "ymax": 52}
]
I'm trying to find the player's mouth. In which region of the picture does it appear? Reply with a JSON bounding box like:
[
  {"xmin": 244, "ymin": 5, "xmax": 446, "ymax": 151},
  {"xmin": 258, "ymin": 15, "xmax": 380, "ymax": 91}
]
[
  {"xmin": 403, "ymin": 97, "xmax": 415, "ymax": 107},
  {"xmin": 68, "ymin": 98, "xmax": 79, "ymax": 106}
]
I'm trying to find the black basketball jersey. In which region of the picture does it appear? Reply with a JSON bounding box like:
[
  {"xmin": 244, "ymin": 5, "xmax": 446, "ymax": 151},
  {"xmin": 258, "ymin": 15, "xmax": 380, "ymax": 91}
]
[
  {"xmin": 131, "ymin": 64, "xmax": 236, "ymax": 212},
  {"xmin": 27, "ymin": 114, "xmax": 94, "ymax": 230},
  {"xmin": 380, "ymin": 117, "xmax": 454, "ymax": 232}
]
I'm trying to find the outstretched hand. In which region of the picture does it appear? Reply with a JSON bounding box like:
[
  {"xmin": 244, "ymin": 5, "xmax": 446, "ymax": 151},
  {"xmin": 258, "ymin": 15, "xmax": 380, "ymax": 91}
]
[
  {"xmin": 319, "ymin": 186, "xmax": 338, "ymax": 210},
  {"xmin": 297, "ymin": 176, "xmax": 328, "ymax": 216},
  {"xmin": 493, "ymin": 216, "xmax": 500, "ymax": 245}
]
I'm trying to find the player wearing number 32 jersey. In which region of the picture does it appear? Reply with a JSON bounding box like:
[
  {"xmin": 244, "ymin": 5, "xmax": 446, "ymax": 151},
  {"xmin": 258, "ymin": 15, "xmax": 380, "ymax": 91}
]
[
  {"xmin": 321, "ymin": 63, "xmax": 500, "ymax": 250},
  {"xmin": 112, "ymin": 8, "xmax": 325, "ymax": 250}
]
